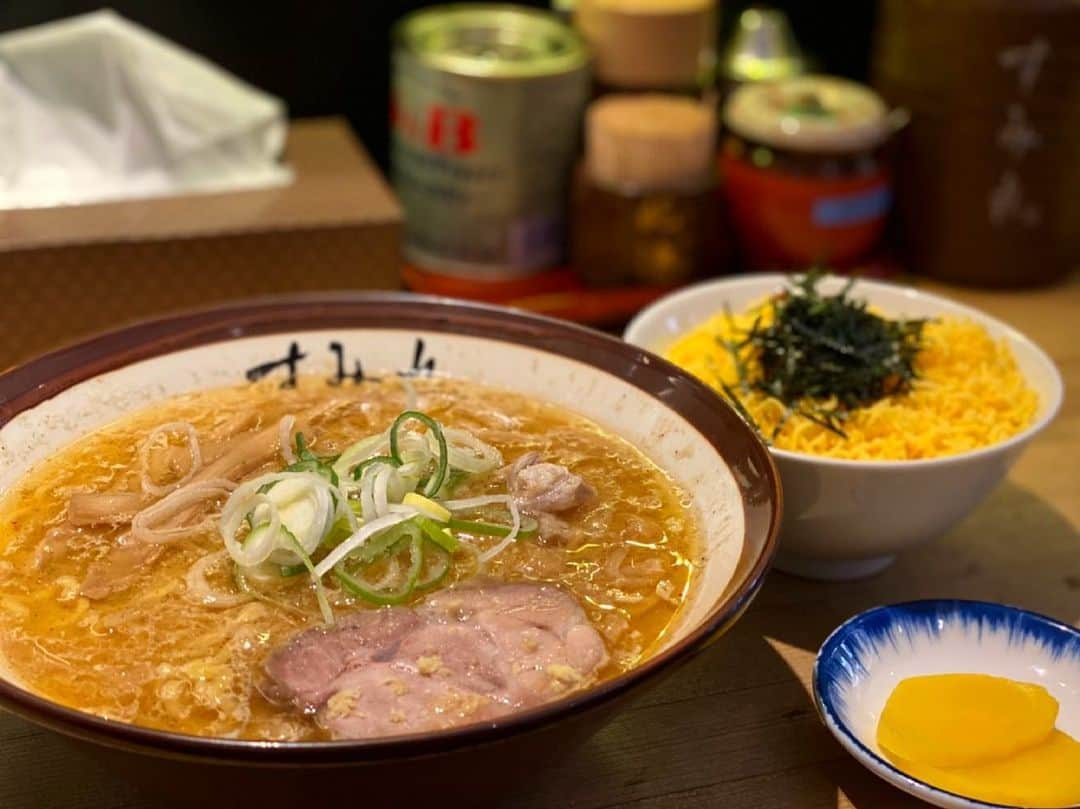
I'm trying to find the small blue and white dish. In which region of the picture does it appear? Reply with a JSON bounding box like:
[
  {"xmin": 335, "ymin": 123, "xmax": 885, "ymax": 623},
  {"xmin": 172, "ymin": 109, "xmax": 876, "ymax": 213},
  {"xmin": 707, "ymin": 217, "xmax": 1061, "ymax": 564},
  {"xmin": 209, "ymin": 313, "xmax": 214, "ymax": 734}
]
[{"xmin": 813, "ymin": 600, "xmax": 1080, "ymax": 809}]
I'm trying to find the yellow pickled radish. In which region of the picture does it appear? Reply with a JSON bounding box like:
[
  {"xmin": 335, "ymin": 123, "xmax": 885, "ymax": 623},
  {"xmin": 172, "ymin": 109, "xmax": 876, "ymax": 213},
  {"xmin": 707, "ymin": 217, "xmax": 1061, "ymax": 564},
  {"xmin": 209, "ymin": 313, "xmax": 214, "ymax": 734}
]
[
  {"xmin": 887, "ymin": 730, "xmax": 1080, "ymax": 808},
  {"xmin": 877, "ymin": 673, "xmax": 1058, "ymax": 768}
]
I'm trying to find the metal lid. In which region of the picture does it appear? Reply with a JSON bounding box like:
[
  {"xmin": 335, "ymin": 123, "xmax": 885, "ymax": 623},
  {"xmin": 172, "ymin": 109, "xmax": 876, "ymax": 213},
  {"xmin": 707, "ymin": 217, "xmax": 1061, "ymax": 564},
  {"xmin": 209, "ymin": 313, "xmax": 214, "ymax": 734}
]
[
  {"xmin": 394, "ymin": 4, "xmax": 588, "ymax": 79},
  {"xmin": 723, "ymin": 75, "xmax": 890, "ymax": 153},
  {"xmin": 719, "ymin": 7, "xmax": 806, "ymax": 83}
]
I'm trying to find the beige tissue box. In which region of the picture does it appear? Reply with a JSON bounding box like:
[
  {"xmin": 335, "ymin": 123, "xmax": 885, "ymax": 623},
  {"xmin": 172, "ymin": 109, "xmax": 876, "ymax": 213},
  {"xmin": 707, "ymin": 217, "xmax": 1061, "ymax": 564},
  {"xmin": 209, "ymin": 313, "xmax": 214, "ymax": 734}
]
[{"xmin": 0, "ymin": 118, "xmax": 402, "ymax": 370}]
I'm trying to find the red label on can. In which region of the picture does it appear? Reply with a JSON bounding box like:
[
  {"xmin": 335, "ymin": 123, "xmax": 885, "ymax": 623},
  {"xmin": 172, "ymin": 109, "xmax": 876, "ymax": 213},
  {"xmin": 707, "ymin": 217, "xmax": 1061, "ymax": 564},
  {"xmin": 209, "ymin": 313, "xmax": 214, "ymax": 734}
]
[{"xmin": 392, "ymin": 95, "xmax": 479, "ymax": 156}]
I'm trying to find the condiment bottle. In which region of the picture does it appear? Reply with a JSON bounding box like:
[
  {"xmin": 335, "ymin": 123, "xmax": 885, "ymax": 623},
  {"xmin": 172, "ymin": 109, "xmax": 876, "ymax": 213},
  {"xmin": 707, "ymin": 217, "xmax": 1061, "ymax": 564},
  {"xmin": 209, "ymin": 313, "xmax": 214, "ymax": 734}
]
[
  {"xmin": 571, "ymin": 94, "xmax": 722, "ymax": 287},
  {"xmin": 720, "ymin": 75, "xmax": 898, "ymax": 270},
  {"xmin": 574, "ymin": 0, "xmax": 717, "ymax": 96},
  {"xmin": 717, "ymin": 7, "xmax": 806, "ymax": 98},
  {"xmin": 392, "ymin": 5, "xmax": 589, "ymax": 294}
]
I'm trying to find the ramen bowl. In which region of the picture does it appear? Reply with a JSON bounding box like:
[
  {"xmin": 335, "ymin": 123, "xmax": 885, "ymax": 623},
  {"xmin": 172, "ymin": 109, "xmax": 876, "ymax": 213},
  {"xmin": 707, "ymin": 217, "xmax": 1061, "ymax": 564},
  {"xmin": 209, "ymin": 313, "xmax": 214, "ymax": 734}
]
[
  {"xmin": 0, "ymin": 293, "xmax": 780, "ymax": 808},
  {"xmin": 624, "ymin": 274, "xmax": 1063, "ymax": 580}
]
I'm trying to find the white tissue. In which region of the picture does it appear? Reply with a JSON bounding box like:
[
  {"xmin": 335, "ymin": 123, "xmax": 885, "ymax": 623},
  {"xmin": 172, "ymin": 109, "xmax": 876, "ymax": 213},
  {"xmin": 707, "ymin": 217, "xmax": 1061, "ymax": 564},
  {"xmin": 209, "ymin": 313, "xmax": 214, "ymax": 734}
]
[{"xmin": 0, "ymin": 10, "xmax": 292, "ymax": 209}]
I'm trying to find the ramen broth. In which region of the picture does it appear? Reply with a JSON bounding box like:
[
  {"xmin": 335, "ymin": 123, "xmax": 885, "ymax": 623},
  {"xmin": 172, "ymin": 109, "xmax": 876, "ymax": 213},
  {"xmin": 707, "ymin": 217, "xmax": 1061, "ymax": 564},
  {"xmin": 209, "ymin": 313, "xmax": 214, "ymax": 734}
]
[{"xmin": 0, "ymin": 376, "xmax": 699, "ymax": 740}]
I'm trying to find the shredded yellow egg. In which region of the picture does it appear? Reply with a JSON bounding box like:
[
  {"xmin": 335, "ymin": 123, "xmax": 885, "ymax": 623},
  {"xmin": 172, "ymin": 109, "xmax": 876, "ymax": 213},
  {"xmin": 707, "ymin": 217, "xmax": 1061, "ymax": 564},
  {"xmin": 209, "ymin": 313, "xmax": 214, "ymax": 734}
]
[{"xmin": 663, "ymin": 303, "xmax": 1039, "ymax": 460}]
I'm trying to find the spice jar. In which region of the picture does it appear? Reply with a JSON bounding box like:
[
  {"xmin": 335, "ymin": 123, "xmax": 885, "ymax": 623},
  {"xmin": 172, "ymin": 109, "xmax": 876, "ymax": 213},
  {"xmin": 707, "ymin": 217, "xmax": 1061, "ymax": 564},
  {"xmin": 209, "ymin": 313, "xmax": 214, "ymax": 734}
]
[
  {"xmin": 721, "ymin": 75, "xmax": 899, "ymax": 270},
  {"xmin": 571, "ymin": 94, "xmax": 722, "ymax": 287}
]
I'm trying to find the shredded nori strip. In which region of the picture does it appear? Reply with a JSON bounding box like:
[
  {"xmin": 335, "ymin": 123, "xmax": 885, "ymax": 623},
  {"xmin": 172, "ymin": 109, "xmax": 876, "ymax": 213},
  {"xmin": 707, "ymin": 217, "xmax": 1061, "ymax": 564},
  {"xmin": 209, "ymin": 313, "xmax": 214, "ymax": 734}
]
[{"xmin": 723, "ymin": 271, "xmax": 927, "ymax": 440}]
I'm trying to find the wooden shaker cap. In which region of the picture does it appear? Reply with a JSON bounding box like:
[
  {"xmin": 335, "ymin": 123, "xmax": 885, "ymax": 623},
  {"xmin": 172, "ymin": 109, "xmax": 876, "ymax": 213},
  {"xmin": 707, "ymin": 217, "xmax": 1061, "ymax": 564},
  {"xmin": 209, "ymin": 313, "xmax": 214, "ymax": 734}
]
[
  {"xmin": 586, "ymin": 93, "xmax": 716, "ymax": 192},
  {"xmin": 576, "ymin": 0, "xmax": 716, "ymax": 90}
]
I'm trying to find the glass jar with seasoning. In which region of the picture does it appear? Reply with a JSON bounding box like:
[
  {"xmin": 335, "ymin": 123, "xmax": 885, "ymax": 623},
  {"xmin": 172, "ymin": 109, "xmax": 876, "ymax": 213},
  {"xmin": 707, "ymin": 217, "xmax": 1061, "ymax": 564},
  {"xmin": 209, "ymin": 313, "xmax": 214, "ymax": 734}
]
[
  {"xmin": 571, "ymin": 94, "xmax": 723, "ymax": 287},
  {"xmin": 720, "ymin": 75, "xmax": 900, "ymax": 270}
]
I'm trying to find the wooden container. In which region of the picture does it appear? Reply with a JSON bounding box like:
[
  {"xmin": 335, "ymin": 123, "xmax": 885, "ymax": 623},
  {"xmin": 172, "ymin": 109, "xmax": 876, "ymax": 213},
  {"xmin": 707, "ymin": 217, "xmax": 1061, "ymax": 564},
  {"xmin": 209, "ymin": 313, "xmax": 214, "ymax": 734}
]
[{"xmin": 872, "ymin": 0, "xmax": 1080, "ymax": 288}]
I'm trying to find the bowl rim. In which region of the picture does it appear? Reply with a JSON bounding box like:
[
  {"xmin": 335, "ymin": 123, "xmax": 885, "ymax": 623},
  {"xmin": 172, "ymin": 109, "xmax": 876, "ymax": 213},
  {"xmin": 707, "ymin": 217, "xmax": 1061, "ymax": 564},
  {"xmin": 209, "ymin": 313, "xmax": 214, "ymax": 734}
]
[
  {"xmin": 0, "ymin": 291, "xmax": 782, "ymax": 764},
  {"xmin": 811, "ymin": 599, "xmax": 1080, "ymax": 809},
  {"xmin": 623, "ymin": 272, "xmax": 1065, "ymax": 470}
]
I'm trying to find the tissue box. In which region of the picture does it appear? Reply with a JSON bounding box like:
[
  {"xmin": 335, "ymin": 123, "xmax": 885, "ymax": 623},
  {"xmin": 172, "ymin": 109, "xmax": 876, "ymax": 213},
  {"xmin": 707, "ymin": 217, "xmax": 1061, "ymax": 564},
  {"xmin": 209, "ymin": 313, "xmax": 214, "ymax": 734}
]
[{"xmin": 0, "ymin": 117, "xmax": 401, "ymax": 370}]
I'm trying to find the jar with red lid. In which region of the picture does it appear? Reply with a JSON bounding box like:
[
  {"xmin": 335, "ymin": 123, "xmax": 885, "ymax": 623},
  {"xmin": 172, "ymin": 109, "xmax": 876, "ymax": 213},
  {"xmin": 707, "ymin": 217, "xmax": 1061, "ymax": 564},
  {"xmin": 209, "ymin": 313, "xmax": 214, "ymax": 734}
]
[{"xmin": 720, "ymin": 75, "xmax": 901, "ymax": 270}]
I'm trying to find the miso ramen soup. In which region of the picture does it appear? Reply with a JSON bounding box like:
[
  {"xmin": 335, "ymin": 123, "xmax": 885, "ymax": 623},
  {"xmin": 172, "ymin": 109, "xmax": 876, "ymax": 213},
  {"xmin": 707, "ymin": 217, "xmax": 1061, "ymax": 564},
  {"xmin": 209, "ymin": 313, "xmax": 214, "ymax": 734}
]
[{"xmin": 0, "ymin": 376, "xmax": 700, "ymax": 741}]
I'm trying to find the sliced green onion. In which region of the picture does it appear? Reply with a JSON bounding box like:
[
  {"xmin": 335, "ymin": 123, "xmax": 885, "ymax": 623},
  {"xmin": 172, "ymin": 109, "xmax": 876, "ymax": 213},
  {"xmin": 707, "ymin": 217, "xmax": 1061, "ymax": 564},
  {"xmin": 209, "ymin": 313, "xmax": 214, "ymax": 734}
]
[
  {"xmin": 235, "ymin": 477, "xmax": 334, "ymax": 567},
  {"xmin": 416, "ymin": 541, "xmax": 451, "ymax": 590},
  {"xmin": 322, "ymin": 515, "xmax": 354, "ymax": 549},
  {"xmin": 284, "ymin": 458, "xmax": 339, "ymax": 486},
  {"xmin": 389, "ymin": 411, "xmax": 447, "ymax": 498},
  {"xmin": 312, "ymin": 511, "xmax": 417, "ymax": 578},
  {"xmin": 448, "ymin": 515, "xmax": 538, "ymax": 539},
  {"xmin": 284, "ymin": 434, "xmax": 340, "ymax": 485},
  {"xmin": 289, "ymin": 434, "xmax": 339, "ymax": 484},
  {"xmin": 279, "ymin": 563, "xmax": 306, "ymax": 577},
  {"xmin": 416, "ymin": 515, "xmax": 460, "ymax": 552},
  {"xmin": 285, "ymin": 534, "xmax": 333, "ymax": 625},
  {"xmin": 295, "ymin": 433, "xmax": 316, "ymax": 462},
  {"xmin": 438, "ymin": 469, "xmax": 469, "ymax": 498},
  {"xmin": 351, "ymin": 454, "xmax": 399, "ymax": 481},
  {"xmin": 334, "ymin": 533, "xmax": 423, "ymax": 605},
  {"xmin": 347, "ymin": 519, "xmax": 417, "ymax": 565},
  {"xmin": 332, "ymin": 433, "xmax": 390, "ymax": 481}
]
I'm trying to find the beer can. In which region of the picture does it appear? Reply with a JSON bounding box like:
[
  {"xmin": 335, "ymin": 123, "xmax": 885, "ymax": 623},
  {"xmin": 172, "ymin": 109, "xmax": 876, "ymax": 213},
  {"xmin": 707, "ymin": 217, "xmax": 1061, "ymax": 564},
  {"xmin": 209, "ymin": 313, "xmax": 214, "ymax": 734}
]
[{"xmin": 391, "ymin": 4, "xmax": 590, "ymax": 280}]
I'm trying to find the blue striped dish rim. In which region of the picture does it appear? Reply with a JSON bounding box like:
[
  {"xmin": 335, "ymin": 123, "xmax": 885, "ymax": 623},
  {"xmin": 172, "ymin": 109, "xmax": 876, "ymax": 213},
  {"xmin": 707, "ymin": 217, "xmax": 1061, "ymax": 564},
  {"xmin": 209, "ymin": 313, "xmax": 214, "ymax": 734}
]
[{"xmin": 812, "ymin": 599, "xmax": 1080, "ymax": 809}]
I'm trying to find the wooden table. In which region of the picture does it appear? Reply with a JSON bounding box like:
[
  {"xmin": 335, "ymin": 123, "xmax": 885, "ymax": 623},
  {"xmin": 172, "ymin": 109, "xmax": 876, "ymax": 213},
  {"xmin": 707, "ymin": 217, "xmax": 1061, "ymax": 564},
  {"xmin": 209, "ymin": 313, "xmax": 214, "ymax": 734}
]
[{"xmin": 1, "ymin": 276, "xmax": 1077, "ymax": 809}]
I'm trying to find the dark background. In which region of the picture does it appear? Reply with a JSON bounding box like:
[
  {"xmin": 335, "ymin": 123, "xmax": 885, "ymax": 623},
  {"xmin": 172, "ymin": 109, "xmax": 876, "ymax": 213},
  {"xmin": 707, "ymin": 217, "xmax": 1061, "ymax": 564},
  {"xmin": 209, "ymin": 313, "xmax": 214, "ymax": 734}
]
[{"xmin": 0, "ymin": 2, "xmax": 876, "ymax": 167}]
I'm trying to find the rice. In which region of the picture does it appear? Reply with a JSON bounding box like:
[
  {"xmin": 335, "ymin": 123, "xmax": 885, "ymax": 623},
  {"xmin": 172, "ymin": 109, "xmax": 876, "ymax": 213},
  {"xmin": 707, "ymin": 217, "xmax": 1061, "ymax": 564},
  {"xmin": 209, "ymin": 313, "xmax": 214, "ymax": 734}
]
[{"xmin": 664, "ymin": 303, "xmax": 1039, "ymax": 461}]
